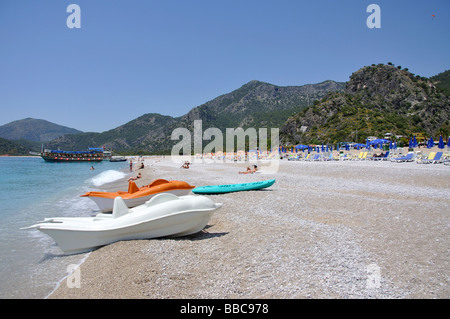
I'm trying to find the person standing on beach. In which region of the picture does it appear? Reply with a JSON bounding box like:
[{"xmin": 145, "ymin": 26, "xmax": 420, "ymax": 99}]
[{"xmin": 129, "ymin": 159, "xmax": 133, "ymax": 172}]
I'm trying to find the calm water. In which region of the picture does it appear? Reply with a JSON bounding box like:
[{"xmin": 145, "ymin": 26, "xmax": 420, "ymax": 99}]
[{"xmin": 0, "ymin": 157, "xmax": 129, "ymax": 298}]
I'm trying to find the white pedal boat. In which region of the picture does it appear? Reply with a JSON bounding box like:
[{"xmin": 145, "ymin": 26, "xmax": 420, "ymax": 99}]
[{"xmin": 23, "ymin": 193, "xmax": 222, "ymax": 254}]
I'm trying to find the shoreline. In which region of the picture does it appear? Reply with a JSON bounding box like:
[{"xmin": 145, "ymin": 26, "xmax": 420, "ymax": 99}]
[{"xmin": 48, "ymin": 155, "xmax": 449, "ymax": 299}]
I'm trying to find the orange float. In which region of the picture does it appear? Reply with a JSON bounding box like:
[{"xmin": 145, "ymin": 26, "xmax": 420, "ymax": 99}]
[{"xmin": 81, "ymin": 179, "xmax": 195, "ymax": 212}]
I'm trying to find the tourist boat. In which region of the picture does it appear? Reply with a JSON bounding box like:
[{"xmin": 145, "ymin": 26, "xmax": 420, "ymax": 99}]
[
  {"xmin": 81, "ymin": 179, "xmax": 195, "ymax": 212},
  {"xmin": 40, "ymin": 147, "xmax": 105, "ymax": 162},
  {"xmin": 192, "ymin": 179, "xmax": 275, "ymax": 194},
  {"xmin": 23, "ymin": 193, "xmax": 222, "ymax": 254}
]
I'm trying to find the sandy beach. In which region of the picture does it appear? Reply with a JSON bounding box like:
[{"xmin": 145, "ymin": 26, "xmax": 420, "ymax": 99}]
[{"xmin": 48, "ymin": 153, "xmax": 449, "ymax": 299}]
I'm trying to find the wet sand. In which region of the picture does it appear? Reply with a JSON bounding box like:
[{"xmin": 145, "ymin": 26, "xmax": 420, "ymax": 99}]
[{"xmin": 49, "ymin": 155, "xmax": 449, "ymax": 299}]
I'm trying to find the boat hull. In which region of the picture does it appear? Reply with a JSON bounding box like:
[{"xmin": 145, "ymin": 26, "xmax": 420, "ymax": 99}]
[
  {"xmin": 24, "ymin": 194, "xmax": 222, "ymax": 254},
  {"xmin": 192, "ymin": 179, "xmax": 275, "ymax": 194},
  {"xmin": 41, "ymin": 156, "xmax": 103, "ymax": 162},
  {"xmin": 36, "ymin": 209, "xmax": 215, "ymax": 254}
]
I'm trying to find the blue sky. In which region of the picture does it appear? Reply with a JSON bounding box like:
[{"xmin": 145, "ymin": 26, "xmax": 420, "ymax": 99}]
[{"xmin": 0, "ymin": 0, "xmax": 449, "ymax": 132}]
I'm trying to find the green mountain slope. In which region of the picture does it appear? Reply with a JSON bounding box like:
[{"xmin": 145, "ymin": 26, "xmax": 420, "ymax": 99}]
[
  {"xmin": 0, "ymin": 137, "xmax": 30, "ymax": 155},
  {"xmin": 430, "ymin": 70, "xmax": 450, "ymax": 96},
  {"xmin": 280, "ymin": 64, "xmax": 450, "ymax": 145}
]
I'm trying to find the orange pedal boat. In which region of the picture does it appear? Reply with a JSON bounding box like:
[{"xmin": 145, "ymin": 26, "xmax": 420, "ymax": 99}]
[{"xmin": 81, "ymin": 179, "xmax": 195, "ymax": 212}]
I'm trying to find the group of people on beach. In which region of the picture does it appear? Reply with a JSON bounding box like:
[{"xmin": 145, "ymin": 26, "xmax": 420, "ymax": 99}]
[{"xmin": 128, "ymin": 158, "xmax": 145, "ymax": 181}]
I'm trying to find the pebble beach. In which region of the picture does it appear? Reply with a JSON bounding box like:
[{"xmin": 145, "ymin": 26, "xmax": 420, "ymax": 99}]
[{"xmin": 48, "ymin": 153, "xmax": 449, "ymax": 299}]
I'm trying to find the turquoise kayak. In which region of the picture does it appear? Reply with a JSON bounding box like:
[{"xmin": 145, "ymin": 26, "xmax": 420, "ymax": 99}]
[{"xmin": 192, "ymin": 179, "xmax": 275, "ymax": 194}]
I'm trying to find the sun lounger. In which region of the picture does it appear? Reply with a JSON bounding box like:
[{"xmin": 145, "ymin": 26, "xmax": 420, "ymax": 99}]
[
  {"xmin": 418, "ymin": 152, "xmax": 443, "ymax": 164},
  {"xmin": 353, "ymin": 152, "xmax": 364, "ymax": 161},
  {"xmin": 301, "ymin": 154, "xmax": 311, "ymax": 161},
  {"xmin": 372, "ymin": 151, "xmax": 389, "ymax": 161},
  {"xmin": 305, "ymin": 154, "xmax": 319, "ymax": 161},
  {"xmin": 417, "ymin": 152, "xmax": 435, "ymax": 164},
  {"xmin": 390, "ymin": 152, "xmax": 414, "ymax": 162},
  {"xmin": 360, "ymin": 152, "xmax": 369, "ymax": 160}
]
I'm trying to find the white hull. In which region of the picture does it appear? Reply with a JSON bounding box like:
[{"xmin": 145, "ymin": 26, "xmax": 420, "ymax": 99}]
[
  {"xmin": 24, "ymin": 194, "xmax": 222, "ymax": 254},
  {"xmin": 88, "ymin": 189, "xmax": 192, "ymax": 213}
]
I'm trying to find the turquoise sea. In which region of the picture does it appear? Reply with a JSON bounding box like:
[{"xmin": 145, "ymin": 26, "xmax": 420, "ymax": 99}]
[{"xmin": 0, "ymin": 157, "xmax": 130, "ymax": 298}]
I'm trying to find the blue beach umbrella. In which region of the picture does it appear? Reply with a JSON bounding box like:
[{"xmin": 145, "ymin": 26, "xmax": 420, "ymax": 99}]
[
  {"xmin": 438, "ymin": 136, "xmax": 445, "ymax": 149},
  {"xmin": 413, "ymin": 136, "xmax": 418, "ymax": 147},
  {"xmin": 427, "ymin": 136, "xmax": 434, "ymax": 149},
  {"xmin": 448, "ymin": 137, "xmax": 450, "ymax": 148}
]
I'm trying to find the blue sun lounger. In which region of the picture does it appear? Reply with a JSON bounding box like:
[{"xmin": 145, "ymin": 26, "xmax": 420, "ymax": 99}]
[
  {"xmin": 420, "ymin": 152, "xmax": 443, "ymax": 164},
  {"xmin": 390, "ymin": 152, "xmax": 413, "ymax": 162},
  {"xmin": 306, "ymin": 154, "xmax": 320, "ymax": 161}
]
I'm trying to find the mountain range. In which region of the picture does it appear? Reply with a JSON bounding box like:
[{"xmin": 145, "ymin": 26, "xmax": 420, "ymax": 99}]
[
  {"xmin": 0, "ymin": 118, "xmax": 82, "ymax": 142},
  {"xmin": 42, "ymin": 79, "xmax": 345, "ymax": 154},
  {"xmin": 1, "ymin": 64, "xmax": 449, "ymax": 155}
]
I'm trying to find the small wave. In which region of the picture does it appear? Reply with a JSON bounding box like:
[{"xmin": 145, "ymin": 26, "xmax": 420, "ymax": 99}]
[{"xmin": 90, "ymin": 170, "xmax": 127, "ymax": 187}]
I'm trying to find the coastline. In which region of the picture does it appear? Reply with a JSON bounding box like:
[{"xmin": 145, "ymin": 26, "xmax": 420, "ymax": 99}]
[{"xmin": 48, "ymin": 154, "xmax": 449, "ymax": 299}]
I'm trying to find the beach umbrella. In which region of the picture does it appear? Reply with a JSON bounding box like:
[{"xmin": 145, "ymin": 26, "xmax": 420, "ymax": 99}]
[
  {"xmin": 427, "ymin": 136, "xmax": 434, "ymax": 149},
  {"xmin": 326, "ymin": 144, "xmax": 329, "ymax": 152},
  {"xmin": 295, "ymin": 144, "xmax": 308, "ymax": 150},
  {"xmin": 409, "ymin": 138, "xmax": 412, "ymax": 149},
  {"xmin": 438, "ymin": 136, "xmax": 445, "ymax": 149},
  {"xmin": 413, "ymin": 135, "xmax": 418, "ymax": 147},
  {"xmin": 369, "ymin": 138, "xmax": 390, "ymax": 145},
  {"xmin": 448, "ymin": 137, "xmax": 450, "ymax": 148}
]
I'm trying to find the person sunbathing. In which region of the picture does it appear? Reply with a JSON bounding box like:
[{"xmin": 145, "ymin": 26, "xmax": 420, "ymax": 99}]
[
  {"xmin": 239, "ymin": 165, "xmax": 258, "ymax": 174},
  {"xmin": 128, "ymin": 172, "xmax": 142, "ymax": 181},
  {"xmin": 181, "ymin": 161, "xmax": 191, "ymax": 169}
]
